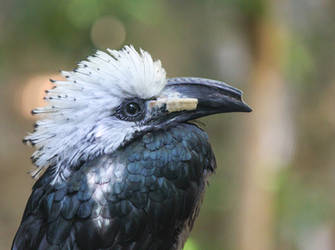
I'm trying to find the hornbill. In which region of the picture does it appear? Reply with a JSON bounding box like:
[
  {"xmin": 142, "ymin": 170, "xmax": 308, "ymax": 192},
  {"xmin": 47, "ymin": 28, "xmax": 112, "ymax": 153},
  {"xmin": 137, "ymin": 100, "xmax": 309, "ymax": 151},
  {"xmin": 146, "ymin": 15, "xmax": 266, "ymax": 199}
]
[{"xmin": 12, "ymin": 46, "xmax": 251, "ymax": 250}]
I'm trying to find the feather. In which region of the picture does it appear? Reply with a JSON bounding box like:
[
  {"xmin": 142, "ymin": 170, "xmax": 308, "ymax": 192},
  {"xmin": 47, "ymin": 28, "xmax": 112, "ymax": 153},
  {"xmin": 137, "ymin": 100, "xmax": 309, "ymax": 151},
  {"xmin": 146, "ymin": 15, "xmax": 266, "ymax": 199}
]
[{"xmin": 24, "ymin": 46, "xmax": 167, "ymax": 178}]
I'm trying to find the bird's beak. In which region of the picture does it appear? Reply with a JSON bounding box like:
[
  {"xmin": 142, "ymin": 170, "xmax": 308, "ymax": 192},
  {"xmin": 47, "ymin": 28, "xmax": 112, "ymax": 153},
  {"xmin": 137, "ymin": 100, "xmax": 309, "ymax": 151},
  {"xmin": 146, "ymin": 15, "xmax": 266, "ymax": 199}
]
[{"xmin": 146, "ymin": 77, "xmax": 252, "ymax": 126}]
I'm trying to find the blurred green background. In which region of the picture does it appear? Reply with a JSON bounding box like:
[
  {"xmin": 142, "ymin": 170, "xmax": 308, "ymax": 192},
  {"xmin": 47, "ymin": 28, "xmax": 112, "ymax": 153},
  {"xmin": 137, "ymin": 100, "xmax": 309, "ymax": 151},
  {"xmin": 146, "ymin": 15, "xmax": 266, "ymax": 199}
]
[{"xmin": 1, "ymin": 0, "xmax": 335, "ymax": 249}]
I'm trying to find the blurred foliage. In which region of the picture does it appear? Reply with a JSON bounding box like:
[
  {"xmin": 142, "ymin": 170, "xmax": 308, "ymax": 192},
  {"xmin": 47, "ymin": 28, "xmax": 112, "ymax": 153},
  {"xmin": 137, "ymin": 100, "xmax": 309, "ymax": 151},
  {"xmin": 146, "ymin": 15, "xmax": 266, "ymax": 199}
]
[
  {"xmin": 284, "ymin": 36, "xmax": 315, "ymax": 87},
  {"xmin": 275, "ymin": 168, "xmax": 333, "ymax": 246},
  {"xmin": 184, "ymin": 238, "xmax": 200, "ymax": 250}
]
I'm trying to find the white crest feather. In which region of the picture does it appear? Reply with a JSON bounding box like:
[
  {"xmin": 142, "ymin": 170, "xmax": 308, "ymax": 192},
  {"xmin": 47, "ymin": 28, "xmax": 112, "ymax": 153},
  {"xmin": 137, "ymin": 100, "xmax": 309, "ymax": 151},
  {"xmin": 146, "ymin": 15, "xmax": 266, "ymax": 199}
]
[{"xmin": 25, "ymin": 45, "xmax": 167, "ymax": 178}]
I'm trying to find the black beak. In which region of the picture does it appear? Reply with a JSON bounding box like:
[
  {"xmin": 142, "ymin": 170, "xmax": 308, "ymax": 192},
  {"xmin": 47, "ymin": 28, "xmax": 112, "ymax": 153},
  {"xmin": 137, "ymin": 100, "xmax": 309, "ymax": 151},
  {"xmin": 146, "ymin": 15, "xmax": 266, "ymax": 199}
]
[
  {"xmin": 167, "ymin": 77, "xmax": 251, "ymax": 112},
  {"xmin": 147, "ymin": 77, "xmax": 251, "ymax": 126}
]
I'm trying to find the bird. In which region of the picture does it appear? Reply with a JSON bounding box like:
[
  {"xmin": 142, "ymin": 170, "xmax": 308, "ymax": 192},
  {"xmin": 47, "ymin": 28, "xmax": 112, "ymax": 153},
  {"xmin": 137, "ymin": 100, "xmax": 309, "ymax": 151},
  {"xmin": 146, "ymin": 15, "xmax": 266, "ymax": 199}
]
[{"xmin": 12, "ymin": 45, "xmax": 251, "ymax": 250}]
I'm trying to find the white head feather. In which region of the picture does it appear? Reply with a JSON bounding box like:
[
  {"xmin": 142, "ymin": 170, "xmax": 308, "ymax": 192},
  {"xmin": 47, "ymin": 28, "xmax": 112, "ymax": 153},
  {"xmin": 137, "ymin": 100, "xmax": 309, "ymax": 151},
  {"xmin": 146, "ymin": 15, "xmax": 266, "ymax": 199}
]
[{"xmin": 25, "ymin": 45, "xmax": 166, "ymax": 178}]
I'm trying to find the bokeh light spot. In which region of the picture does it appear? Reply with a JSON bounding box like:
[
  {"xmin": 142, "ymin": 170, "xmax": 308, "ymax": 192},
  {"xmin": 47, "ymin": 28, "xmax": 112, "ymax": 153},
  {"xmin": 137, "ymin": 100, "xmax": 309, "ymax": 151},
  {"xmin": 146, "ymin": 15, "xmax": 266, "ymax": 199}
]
[
  {"xmin": 19, "ymin": 74, "xmax": 64, "ymax": 120},
  {"xmin": 90, "ymin": 16, "xmax": 126, "ymax": 49}
]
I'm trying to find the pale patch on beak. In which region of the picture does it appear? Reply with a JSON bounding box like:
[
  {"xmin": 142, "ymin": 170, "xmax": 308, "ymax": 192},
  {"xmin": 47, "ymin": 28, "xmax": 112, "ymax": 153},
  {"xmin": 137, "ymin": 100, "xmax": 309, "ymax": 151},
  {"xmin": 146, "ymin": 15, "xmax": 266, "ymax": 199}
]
[{"xmin": 149, "ymin": 98, "xmax": 198, "ymax": 112}]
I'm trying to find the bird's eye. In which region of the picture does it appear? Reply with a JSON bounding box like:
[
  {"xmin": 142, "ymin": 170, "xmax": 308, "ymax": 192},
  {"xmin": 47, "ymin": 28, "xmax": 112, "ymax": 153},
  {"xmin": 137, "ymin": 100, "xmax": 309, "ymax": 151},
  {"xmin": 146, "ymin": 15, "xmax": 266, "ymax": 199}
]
[
  {"xmin": 126, "ymin": 102, "xmax": 140, "ymax": 116},
  {"xmin": 115, "ymin": 98, "xmax": 146, "ymax": 122}
]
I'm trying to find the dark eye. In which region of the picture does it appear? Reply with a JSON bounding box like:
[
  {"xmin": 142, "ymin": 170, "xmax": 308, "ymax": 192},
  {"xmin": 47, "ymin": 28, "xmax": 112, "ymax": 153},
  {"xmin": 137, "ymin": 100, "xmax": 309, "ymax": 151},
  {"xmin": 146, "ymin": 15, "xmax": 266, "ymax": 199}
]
[
  {"xmin": 126, "ymin": 102, "xmax": 141, "ymax": 116},
  {"xmin": 115, "ymin": 98, "xmax": 146, "ymax": 121}
]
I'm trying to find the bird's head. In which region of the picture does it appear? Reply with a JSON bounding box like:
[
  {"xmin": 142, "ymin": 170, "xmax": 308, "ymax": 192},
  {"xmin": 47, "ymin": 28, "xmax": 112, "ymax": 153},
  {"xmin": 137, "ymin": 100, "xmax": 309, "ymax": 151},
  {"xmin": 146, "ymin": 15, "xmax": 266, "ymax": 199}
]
[{"xmin": 25, "ymin": 46, "xmax": 251, "ymax": 178}]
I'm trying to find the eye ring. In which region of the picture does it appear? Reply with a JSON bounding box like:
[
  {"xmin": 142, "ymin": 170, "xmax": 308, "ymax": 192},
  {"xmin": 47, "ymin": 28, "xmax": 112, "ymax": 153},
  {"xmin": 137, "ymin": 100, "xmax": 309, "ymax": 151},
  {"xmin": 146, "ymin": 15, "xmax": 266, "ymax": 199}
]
[{"xmin": 115, "ymin": 98, "xmax": 146, "ymax": 122}]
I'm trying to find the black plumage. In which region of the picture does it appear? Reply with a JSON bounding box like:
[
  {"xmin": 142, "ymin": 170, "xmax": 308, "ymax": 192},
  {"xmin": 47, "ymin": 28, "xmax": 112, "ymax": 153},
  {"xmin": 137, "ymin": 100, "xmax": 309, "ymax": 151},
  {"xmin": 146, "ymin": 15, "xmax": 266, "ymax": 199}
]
[{"xmin": 13, "ymin": 124, "xmax": 215, "ymax": 250}]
